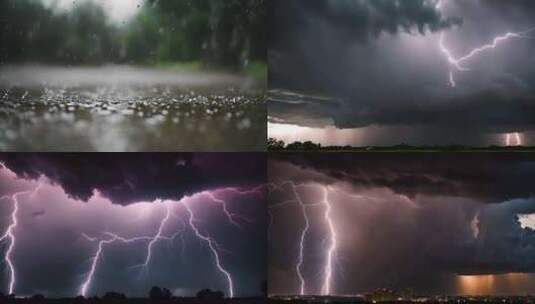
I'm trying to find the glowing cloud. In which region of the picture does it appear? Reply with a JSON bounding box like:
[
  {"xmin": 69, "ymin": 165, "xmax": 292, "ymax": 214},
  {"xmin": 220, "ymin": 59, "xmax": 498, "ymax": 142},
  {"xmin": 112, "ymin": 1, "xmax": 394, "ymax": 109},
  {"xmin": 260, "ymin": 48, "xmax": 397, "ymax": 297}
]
[
  {"xmin": 518, "ymin": 213, "xmax": 535, "ymax": 230},
  {"xmin": 0, "ymin": 162, "xmax": 262, "ymax": 298},
  {"xmin": 505, "ymin": 133, "xmax": 523, "ymax": 146}
]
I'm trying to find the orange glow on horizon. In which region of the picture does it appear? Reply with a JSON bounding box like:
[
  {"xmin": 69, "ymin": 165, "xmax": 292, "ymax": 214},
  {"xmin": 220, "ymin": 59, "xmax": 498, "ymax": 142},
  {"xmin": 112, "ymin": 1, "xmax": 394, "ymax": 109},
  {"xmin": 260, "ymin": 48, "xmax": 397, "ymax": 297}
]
[
  {"xmin": 458, "ymin": 275, "xmax": 495, "ymax": 295},
  {"xmin": 457, "ymin": 273, "xmax": 532, "ymax": 296}
]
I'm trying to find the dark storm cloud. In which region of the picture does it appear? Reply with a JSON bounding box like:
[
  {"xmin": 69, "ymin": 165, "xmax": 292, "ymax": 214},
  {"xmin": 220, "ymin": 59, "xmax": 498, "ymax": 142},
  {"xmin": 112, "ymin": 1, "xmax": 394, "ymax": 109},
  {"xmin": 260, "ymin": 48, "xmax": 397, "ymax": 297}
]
[
  {"xmin": 268, "ymin": 0, "xmax": 535, "ymax": 138},
  {"xmin": 0, "ymin": 153, "xmax": 266, "ymax": 205},
  {"xmin": 269, "ymin": 0, "xmax": 458, "ymax": 48},
  {"xmin": 333, "ymin": 196, "xmax": 535, "ymax": 279},
  {"xmin": 268, "ymin": 155, "xmax": 535, "ymax": 295},
  {"xmin": 0, "ymin": 157, "xmax": 267, "ymax": 298},
  {"xmin": 269, "ymin": 0, "xmax": 459, "ymax": 94},
  {"xmin": 270, "ymin": 91, "xmax": 535, "ymax": 130},
  {"xmin": 486, "ymin": 0, "xmax": 535, "ymax": 11},
  {"xmin": 270, "ymin": 153, "xmax": 535, "ymax": 203},
  {"xmin": 467, "ymin": 198, "xmax": 535, "ymax": 274}
]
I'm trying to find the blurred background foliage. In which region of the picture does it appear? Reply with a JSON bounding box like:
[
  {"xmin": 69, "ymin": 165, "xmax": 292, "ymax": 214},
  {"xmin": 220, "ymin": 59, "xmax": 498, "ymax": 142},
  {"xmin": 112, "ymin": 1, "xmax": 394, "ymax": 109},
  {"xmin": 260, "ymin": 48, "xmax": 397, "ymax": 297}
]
[{"xmin": 0, "ymin": 0, "xmax": 266, "ymax": 71}]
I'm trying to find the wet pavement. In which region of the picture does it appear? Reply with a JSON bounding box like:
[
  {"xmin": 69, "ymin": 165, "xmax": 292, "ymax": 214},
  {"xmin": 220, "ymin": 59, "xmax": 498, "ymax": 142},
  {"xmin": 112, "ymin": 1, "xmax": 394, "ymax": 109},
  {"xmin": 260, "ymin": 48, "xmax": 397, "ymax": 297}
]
[{"xmin": 0, "ymin": 65, "xmax": 266, "ymax": 151}]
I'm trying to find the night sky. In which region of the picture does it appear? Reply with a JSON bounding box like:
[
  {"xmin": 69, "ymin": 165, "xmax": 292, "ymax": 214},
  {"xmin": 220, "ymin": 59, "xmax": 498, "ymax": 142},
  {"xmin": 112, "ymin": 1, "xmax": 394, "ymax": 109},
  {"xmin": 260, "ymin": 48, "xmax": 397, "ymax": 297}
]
[
  {"xmin": 0, "ymin": 153, "xmax": 266, "ymax": 298},
  {"xmin": 268, "ymin": 0, "xmax": 535, "ymax": 146},
  {"xmin": 268, "ymin": 154, "xmax": 535, "ymax": 296}
]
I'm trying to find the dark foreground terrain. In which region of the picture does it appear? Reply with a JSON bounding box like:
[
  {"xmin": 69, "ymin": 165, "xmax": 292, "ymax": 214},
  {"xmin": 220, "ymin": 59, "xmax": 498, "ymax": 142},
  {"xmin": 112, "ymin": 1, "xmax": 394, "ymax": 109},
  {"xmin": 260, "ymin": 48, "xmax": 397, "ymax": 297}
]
[
  {"xmin": 268, "ymin": 139, "xmax": 535, "ymax": 152},
  {"xmin": 270, "ymin": 296, "xmax": 535, "ymax": 304},
  {"xmin": 2, "ymin": 297, "xmax": 266, "ymax": 304}
]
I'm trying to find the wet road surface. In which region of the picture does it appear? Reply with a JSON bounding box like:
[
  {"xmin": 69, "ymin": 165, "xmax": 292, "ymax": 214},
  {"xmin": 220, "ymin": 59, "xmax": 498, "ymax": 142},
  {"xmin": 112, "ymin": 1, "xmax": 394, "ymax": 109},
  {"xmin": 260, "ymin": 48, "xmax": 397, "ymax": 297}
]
[{"xmin": 0, "ymin": 65, "xmax": 266, "ymax": 151}]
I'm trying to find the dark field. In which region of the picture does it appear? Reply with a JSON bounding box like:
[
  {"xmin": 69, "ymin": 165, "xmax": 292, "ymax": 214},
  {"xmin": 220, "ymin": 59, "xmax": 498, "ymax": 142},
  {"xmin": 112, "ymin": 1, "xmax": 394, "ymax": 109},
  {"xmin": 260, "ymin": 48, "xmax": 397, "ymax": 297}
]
[
  {"xmin": 269, "ymin": 296, "xmax": 535, "ymax": 304},
  {"xmin": 2, "ymin": 297, "xmax": 266, "ymax": 304}
]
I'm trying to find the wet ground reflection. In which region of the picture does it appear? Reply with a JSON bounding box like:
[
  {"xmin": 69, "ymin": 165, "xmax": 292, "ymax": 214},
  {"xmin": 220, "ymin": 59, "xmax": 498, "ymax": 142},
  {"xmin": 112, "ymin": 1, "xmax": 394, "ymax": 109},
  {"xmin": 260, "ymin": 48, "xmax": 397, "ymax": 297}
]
[{"xmin": 0, "ymin": 66, "xmax": 266, "ymax": 151}]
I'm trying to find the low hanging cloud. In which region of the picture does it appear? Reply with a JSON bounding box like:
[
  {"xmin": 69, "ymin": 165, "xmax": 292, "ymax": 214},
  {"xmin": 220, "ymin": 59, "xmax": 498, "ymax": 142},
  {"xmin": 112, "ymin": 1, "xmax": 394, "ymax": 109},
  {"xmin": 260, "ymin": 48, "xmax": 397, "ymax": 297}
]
[
  {"xmin": 0, "ymin": 153, "xmax": 266, "ymax": 205},
  {"xmin": 270, "ymin": 153, "xmax": 535, "ymax": 204}
]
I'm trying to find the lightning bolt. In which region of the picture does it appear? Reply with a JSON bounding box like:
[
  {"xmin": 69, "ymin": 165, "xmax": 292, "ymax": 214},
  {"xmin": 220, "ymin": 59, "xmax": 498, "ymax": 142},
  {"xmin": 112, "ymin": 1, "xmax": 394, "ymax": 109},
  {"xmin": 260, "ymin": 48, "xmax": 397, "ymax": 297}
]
[
  {"xmin": 267, "ymin": 181, "xmax": 313, "ymax": 295},
  {"xmin": 292, "ymin": 183, "xmax": 310, "ymax": 296},
  {"xmin": 181, "ymin": 199, "xmax": 234, "ymax": 298},
  {"xmin": 79, "ymin": 216, "xmax": 184, "ymax": 298},
  {"xmin": 505, "ymin": 132, "xmax": 523, "ymax": 146},
  {"xmin": 436, "ymin": 0, "xmax": 535, "ymax": 88},
  {"xmin": 0, "ymin": 183, "xmax": 42, "ymax": 295},
  {"xmin": 269, "ymin": 182, "xmax": 334, "ymax": 295},
  {"xmin": 79, "ymin": 234, "xmax": 119, "ymax": 297},
  {"xmin": 436, "ymin": 0, "xmax": 533, "ymax": 145},
  {"xmin": 203, "ymin": 191, "xmax": 251, "ymax": 228},
  {"xmin": 320, "ymin": 186, "xmax": 336, "ymax": 296},
  {"xmin": 1, "ymin": 161, "xmax": 260, "ymax": 298},
  {"xmin": 201, "ymin": 187, "xmax": 265, "ymax": 229},
  {"xmin": 79, "ymin": 202, "xmax": 187, "ymax": 296},
  {"xmin": 80, "ymin": 188, "xmax": 258, "ymax": 298},
  {"xmin": 269, "ymin": 183, "xmax": 419, "ymax": 296},
  {"xmin": 0, "ymin": 193, "xmax": 22, "ymax": 296},
  {"xmin": 140, "ymin": 201, "xmax": 172, "ymax": 269},
  {"xmin": 220, "ymin": 185, "xmax": 267, "ymax": 196},
  {"xmin": 269, "ymin": 182, "xmax": 394, "ymax": 296}
]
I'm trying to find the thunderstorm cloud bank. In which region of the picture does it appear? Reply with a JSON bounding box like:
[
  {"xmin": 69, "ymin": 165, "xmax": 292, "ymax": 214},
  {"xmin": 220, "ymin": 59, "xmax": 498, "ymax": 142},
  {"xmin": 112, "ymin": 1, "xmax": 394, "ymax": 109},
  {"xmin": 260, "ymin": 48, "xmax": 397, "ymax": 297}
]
[
  {"xmin": 269, "ymin": 0, "xmax": 535, "ymax": 145},
  {"xmin": 268, "ymin": 154, "xmax": 535, "ymax": 295},
  {"xmin": 0, "ymin": 153, "xmax": 265, "ymax": 205},
  {"xmin": 0, "ymin": 154, "xmax": 266, "ymax": 298}
]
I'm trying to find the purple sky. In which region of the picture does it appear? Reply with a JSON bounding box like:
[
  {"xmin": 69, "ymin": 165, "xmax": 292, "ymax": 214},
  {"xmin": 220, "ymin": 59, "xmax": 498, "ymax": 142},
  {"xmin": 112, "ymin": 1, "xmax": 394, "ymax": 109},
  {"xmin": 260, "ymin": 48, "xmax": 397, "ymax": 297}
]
[
  {"xmin": 0, "ymin": 154, "xmax": 266, "ymax": 298},
  {"xmin": 268, "ymin": 154, "xmax": 535, "ymax": 296}
]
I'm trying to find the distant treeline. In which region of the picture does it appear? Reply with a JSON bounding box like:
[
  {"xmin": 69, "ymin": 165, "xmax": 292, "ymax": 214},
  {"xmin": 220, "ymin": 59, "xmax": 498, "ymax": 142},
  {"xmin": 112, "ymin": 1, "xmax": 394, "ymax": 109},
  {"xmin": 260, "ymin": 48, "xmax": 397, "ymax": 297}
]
[
  {"xmin": 0, "ymin": 286, "xmax": 267, "ymax": 303},
  {"xmin": 0, "ymin": 0, "xmax": 266, "ymax": 69},
  {"xmin": 268, "ymin": 138, "xmax": 535, "ymax": 152}
]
